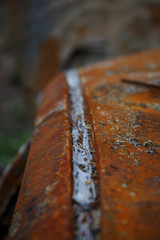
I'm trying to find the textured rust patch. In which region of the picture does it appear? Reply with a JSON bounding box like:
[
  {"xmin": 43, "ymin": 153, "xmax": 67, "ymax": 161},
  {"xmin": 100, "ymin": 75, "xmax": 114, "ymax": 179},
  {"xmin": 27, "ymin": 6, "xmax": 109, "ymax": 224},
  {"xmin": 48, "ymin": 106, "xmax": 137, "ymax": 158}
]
[
  {"xmin": 34, "ymin": 73, "xmax": 66, "ymax": 127},
  {"xmin": 79, "ymin": 48, "xmax": 160, "ymax": 240},
  {"xmin": 0, "ymin": 142, "xmax": 30, "ymax": 239},
  {"xmin": 8, "ymin": 49, "xmax": 160, "ymax": 240},
  {"xmin": 8, "ymin": 74, "xmax": 74, "ymax": 240}
]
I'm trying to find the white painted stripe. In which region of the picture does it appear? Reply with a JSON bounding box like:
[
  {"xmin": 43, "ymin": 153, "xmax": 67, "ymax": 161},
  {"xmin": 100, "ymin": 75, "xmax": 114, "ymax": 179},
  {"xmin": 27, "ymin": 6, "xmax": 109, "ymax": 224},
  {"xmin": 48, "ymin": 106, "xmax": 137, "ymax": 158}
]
[{"xmin": 66, "ymin": 69, "xmax": 96, "ymax": 206}]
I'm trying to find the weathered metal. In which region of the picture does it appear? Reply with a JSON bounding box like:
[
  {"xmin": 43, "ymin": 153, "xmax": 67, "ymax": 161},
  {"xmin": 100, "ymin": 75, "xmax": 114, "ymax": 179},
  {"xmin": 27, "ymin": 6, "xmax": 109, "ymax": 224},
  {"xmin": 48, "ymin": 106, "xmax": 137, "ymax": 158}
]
[
  {"xmin": 79, "ymin": 48, "xmax": 160, "ymax": 240},
  {"xmin": 0, "ymin": 141, "xmax": 30, "ymax": 240},
  {"xmin": 8, "ymin": 49, "xmax": 160, "ymax": 240},
  {"xmin": 8, "ymin": 74, "xmax": 74, "ymax": 240}
]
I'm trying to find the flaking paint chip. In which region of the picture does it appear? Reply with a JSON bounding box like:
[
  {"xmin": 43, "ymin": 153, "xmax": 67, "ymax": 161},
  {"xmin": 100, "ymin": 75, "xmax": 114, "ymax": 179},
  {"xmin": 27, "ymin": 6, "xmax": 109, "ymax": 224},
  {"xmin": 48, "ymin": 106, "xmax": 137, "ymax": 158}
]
[
  {"xmin": 122, "ymin": 183, "xmax": 127, "ymax": 189},
  {"xmin": 129, "ymin": 192, "xmax": 135, "ymax": 197},
  {"xmin": 85, "ymin": 180, "xmax": 91, "ymax": 185}
]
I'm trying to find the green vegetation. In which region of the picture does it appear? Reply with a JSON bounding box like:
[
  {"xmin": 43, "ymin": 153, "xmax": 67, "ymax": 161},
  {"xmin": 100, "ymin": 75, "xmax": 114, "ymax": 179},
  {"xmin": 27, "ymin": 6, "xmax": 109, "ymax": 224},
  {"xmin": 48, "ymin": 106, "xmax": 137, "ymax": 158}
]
[{"xmin": 0, "ymin": 129, "xmax": 32, "ymax": 166}]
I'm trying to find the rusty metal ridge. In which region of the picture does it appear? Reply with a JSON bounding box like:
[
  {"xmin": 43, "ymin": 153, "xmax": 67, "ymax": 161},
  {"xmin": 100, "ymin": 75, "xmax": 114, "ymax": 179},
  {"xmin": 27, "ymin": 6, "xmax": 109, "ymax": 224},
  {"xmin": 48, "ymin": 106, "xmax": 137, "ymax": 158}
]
[{"xmin": 65, "ymin": 69, "xmax": 100, "ymax": 240}]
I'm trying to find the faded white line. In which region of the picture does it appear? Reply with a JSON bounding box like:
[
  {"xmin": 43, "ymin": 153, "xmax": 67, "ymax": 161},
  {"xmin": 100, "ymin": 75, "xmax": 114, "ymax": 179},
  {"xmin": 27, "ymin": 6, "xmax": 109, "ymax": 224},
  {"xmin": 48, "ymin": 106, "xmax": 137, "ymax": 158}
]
[
  {"xmin": 66, "ymin": 69, "xmax": 99, "ymax": 240},
  {"xmin": 66, "ymin": 69, "xmax": 96, "ymax": 206}
]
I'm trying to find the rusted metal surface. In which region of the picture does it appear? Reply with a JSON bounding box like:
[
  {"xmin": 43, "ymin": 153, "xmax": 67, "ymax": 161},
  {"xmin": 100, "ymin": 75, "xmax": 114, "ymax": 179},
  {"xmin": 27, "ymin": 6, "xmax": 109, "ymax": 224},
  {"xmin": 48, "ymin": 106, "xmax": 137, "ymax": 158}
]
[
  {"xmin": 8, "ymin": 49, "xmax": 160, "ymax": 240},
  {"xmin": 7, "ymin": 74, "xmax": 74, "ymax": 240},
  {"xmin": 79, "ymin": 48, "xmax": 160, "ymax": 239},
  {"xmin": 0, "ymin": 141, "xmax": 30, "ymax": 240}
]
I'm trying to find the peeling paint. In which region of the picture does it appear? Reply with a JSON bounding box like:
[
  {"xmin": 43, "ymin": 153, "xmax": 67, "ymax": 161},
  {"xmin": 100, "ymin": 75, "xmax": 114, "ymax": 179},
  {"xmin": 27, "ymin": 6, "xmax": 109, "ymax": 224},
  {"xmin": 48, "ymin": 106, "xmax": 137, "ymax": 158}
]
[
  {"xmin": 66, "ymin": 69, "xmax": 96, "ymax": 206},
  {"xmin": 66, "ymin": 69, "xmax": 99, "ymax": 239}
]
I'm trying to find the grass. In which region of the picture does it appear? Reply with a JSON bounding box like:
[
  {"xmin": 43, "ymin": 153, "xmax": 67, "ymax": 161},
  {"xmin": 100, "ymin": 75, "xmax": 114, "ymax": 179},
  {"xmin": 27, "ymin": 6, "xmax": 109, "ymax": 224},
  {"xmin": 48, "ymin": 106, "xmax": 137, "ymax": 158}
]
[{"xmin": 0, "ymin": 128, "xmax": 32, "ymax": 166}]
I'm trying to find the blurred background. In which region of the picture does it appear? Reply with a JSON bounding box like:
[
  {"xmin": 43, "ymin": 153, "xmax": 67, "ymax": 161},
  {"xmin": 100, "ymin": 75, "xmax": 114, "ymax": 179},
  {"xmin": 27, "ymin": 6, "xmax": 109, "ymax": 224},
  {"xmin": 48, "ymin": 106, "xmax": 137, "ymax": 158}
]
[
  {"xmin": 0, "ymin": 0, "xmax": 160, "ymax": 239},
  {"xmin": 0, "ymin": 3, "xmax": 31, "ymax": 168}
]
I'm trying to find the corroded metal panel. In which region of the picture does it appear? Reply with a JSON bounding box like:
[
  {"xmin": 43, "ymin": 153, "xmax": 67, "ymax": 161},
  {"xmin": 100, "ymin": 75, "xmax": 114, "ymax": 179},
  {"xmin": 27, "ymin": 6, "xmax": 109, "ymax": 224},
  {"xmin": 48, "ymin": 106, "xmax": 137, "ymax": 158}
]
[
  {"xmin": 8, "ymin": 74, "xmax": 74, "ymax": 240},
  {"xmin": 79, "ymin": 48, "xmax": 160, "ymax": 240},
  {"xmin": 8, "ymin": 49, "xmax": 160, "ymax": 240},
  {"xmin": 0, "ymin": 142, "xmax": 30, "ymax": 239}
]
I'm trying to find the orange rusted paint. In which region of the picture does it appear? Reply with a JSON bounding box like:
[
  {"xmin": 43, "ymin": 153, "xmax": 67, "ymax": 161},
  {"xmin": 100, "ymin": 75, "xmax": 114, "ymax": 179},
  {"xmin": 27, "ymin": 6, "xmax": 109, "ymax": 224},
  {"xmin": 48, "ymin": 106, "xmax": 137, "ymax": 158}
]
[
  {"xmin": 0, "ymin": 141, "xmax": 30, "ymax": 239},
  {"xmin": 79, "ymin": 48, "xmax": 160, "ymax": 240},
  {"xmin": 8, "ymin": 49, "xmax": 160, "ymax": 240},
  {"xmin": 8, "ymin": 74, "xmax": 74, "ymax": 240}
]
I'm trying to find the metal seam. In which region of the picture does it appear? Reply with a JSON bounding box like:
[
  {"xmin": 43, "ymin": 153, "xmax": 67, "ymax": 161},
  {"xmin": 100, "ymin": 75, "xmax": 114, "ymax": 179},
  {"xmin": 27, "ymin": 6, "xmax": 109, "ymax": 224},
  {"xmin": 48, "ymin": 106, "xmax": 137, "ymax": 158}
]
[{"xmin": 66, "ymin": 69, "xmax": 99, "ymax": 240}]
